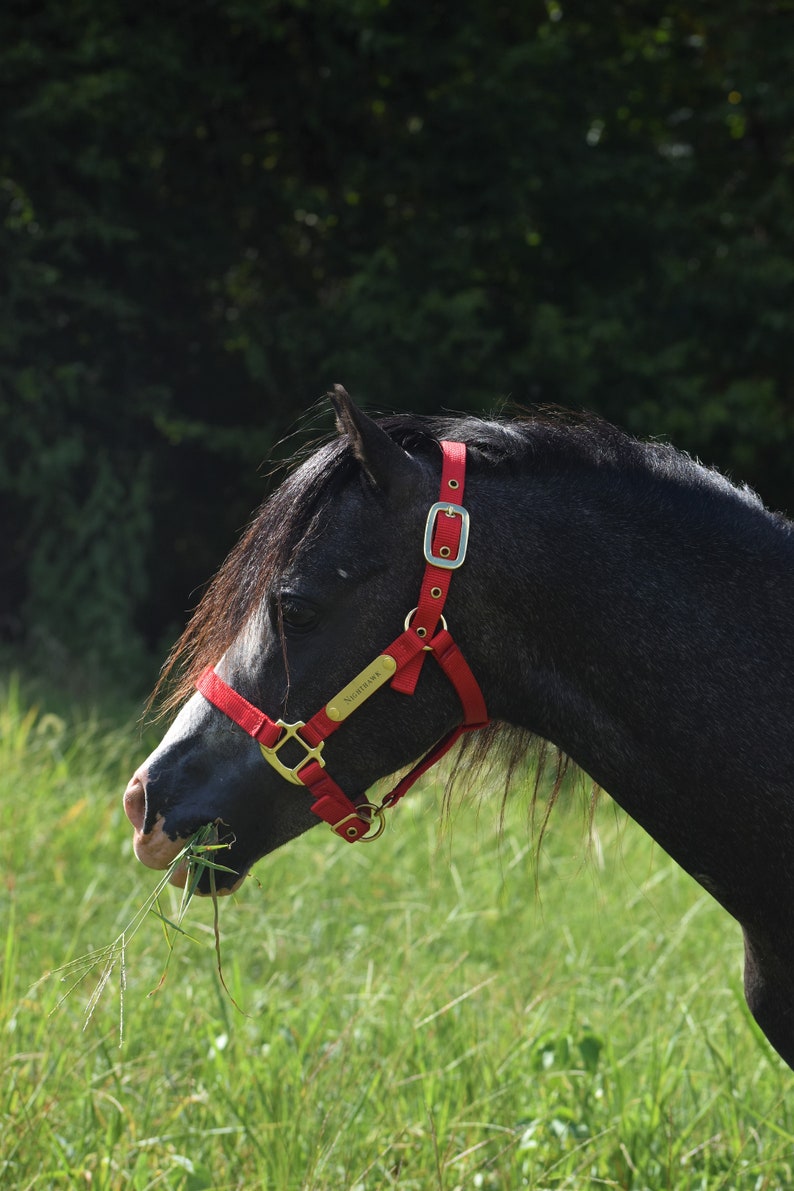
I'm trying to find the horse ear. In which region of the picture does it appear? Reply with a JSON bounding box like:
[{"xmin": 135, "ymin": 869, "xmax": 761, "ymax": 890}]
[{"xmin": 328, "ymin": 384, "xmax": 416, "ymax": 494}]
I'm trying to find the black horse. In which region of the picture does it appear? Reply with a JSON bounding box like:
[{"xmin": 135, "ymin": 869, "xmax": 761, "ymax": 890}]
[{"xmin": 125, "ymin": 388, "xmax": 794, "ymax": 1069}]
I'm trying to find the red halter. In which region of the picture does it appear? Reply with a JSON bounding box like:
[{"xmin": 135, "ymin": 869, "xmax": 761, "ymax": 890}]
[{"xmin": 196, "ymin": 441, "xmax": 489, "ymax": 842}]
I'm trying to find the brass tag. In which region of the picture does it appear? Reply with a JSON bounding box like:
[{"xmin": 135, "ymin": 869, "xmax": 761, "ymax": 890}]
[{"xmin": 325, "ymin": 654, "xmax": 398, "ymax": 722}]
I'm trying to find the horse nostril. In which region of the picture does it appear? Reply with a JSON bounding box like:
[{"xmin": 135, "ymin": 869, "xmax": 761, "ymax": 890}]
[{"xmin": 123, "ymin": 772, "xmax": 148, "ymax": 832}]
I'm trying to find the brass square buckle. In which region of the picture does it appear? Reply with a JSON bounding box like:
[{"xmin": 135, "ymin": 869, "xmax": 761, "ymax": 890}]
[
  {"xmin": 423, "ymin": 502, "xmax": 470, "ymax": 569},
  {"xmin": 259, "ymin": 720, "xmax": 325, "ymax": 785}
]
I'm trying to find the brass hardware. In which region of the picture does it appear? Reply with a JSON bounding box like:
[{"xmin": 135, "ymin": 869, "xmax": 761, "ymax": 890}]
[
  {"xmin": 332, "ymin": 802, "xmax": 387, "ymax": 842},
  {"xmin": 259, "ymin": 721, "xmax": 325, "ymax": 785},
  {"xmin": 423, "ymin": 502, "xmax": 470, "ymax": 569},
  {"xmin": 325, "ymin": 654, "xmax": 397, "ymax": 722},
  {"xmin": 430, "ymin": 586, "xmax": 442, "ymax": 599},
  {"xmin": 447, "ymin": 478, "xmax": 460, "ymax": 489}
]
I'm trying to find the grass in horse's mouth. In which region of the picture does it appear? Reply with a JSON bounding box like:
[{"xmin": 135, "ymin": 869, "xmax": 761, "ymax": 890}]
[{"xmin": 35, "ymin": 822, "xmax": 241, "ymax": 1041}]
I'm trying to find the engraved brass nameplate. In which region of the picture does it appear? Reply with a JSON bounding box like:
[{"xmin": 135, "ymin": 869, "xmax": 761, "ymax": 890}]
[{"xmin": 325, "ymin": 654, "xmax": 398, "ymax": 722}]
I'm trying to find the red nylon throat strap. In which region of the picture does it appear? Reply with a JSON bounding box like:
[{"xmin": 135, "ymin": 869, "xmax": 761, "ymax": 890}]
[{"xmin": 196, "ymin": 441, "xmax": 489, "ymax": 842}]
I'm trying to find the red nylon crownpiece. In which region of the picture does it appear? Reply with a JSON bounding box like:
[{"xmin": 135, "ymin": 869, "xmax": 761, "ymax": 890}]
[{"xmin": 391, "ymin": 440, "xmax": 468, "ymax": 695}]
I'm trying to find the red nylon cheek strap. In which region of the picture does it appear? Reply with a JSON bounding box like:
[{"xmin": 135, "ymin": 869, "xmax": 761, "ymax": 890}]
[
  {"xmin": 195, "ymin": 439, "xmax": 489, "ymax": 843},
  {"xmin": 195, "ymin": 666, "xmax": 283, "ymax": 748}
]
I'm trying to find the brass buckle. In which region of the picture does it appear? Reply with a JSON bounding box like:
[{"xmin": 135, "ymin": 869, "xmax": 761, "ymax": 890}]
[
  {"xmin": 259, "ymin": 720, "xmax": 325, "ymax": 786},
  {"xmin": 332, "ymin": 801, "xmax": 387, "ymax": 842},
  {"xmin": 423, "ymin": 502, "xmax": 470, "ymax": 569}
]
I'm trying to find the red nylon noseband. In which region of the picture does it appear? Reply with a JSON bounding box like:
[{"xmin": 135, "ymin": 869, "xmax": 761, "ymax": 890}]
[{"xmin": 196, "ymin": 441, "xmax": 489, "ymax": 842}]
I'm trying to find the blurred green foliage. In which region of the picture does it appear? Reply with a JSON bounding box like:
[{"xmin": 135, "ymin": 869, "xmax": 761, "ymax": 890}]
[{"xmin": 1, "ymin": 1, "xmax": 792, "ymax": 681}]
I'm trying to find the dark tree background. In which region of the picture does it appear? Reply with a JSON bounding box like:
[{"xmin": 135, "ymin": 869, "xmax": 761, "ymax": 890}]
[{"xmin": 1, "ymin": 0, "xmax": 792, "ymax": 686}]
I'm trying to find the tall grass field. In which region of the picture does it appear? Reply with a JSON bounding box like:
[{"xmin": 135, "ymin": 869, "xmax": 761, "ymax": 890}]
[{"xmin": 1, "ymin": 676, "xmax": 793, "ymax": 1189}]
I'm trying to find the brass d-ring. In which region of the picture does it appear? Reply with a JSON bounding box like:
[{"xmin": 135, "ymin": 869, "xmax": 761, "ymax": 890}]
[
  {"xmin": 333, "ymin": 802, "xmax": 387, "ymax": 842},
  {"xmin": 357, "ymin": 802, "xmax": 387, "ymax": 842}
]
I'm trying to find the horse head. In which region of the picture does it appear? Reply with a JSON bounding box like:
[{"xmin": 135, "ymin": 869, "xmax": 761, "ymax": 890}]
[{"xmin": 125, "ymin": 389, "xmax": 489, "ymax": 890}]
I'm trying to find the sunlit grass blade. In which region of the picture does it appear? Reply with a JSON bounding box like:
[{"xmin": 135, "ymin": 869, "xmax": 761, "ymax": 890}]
[
  {"xmin": 148, "ymin": 906, "xmax": 205, "ymax": 944},
  {"xmin": 208, "ymin": 860, "xmax": 248, "ymax": 1017},
  {"xmin": 35, "ymin": 821, "xmax": 228, "ymax": 1038}
]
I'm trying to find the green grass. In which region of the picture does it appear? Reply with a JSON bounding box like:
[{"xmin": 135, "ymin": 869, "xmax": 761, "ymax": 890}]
[{"xmin": 1, "ymin": 675, "xmax": 793, "ymax": 1190}]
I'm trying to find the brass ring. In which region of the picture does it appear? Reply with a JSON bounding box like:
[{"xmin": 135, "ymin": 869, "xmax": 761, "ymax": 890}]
[
  {"xmin": 355, "ymin": 802, "xmax": 387, "ymax": 843},
  {"xmin": 404, "ymin": 608, "xmax": 448, "ymax": 633}
]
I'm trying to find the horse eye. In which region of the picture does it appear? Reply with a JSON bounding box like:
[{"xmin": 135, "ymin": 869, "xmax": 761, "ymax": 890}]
[{"xmin": 277, "ymin": 595, "xmax": 319, "ymax": 633}]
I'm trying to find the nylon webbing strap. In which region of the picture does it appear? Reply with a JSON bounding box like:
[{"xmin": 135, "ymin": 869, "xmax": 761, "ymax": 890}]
[
  {"xmin": 391, "ymin": 441, "xmax": 467, "ymax": 695},
  {"xmin": 196, "ymin": 666, "xmax": 281, "ymax": 747}
]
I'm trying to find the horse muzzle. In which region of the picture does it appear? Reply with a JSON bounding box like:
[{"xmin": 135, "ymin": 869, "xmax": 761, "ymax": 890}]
[{"xmin": 123, "ymin": 765, "xmax": 248, "ymax": 894}]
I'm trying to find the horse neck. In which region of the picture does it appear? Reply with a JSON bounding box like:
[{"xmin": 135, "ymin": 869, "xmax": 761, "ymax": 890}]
[{"xmin": 464, "ymin": 463, "xmax": 794, "ymax": 934}]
